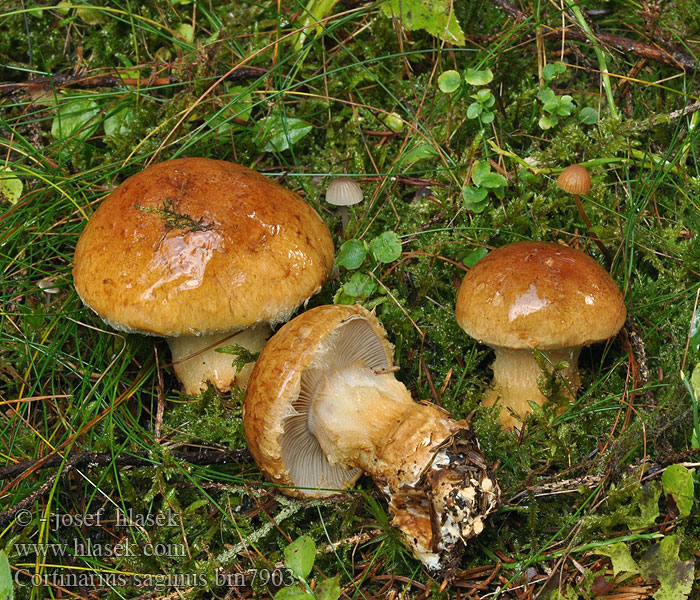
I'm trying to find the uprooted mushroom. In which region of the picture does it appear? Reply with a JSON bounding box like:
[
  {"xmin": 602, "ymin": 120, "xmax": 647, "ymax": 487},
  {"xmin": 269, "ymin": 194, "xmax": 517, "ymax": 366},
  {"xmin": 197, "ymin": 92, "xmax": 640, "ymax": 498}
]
[{"xmin": 243, "ymin": 304, "xmax": 500, "ymax": 570}]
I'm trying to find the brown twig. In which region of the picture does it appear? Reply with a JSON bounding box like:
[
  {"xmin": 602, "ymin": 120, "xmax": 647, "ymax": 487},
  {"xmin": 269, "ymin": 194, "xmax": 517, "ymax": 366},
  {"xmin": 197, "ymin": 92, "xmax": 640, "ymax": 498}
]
[
  {"xmin": 0, "ymin": 67, "xmax": 265, "ymax": 98},
  {"xmin": 487, "ymin": 0, "xmax": 697, "ymax": 71},
  {"xmin": 0, "ymin": 447, "xmax": 250, "ymax": 482}
]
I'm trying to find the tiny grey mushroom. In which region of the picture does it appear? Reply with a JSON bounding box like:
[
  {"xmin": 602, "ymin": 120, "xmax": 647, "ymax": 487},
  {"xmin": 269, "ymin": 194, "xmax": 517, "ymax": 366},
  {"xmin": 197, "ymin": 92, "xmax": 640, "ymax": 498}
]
[{"xmin": 325, "ymin": 177, "xmax": 363, "ymax": 206}]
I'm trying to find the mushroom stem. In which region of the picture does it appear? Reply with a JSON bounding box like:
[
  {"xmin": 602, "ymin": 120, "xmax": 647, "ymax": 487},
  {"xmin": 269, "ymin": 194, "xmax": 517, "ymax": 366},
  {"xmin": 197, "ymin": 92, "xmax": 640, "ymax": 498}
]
[
  {"xmin": 572, "ymin": 193, "xmax": 613, "ymax": 267},
  {"xmin": 482, "ymin": 346, "xmax": 581, "ymax": 428},
  {"xmin": 168, "ymin": 324, "xmax": 271, "ymax": 395},
  {"xmin": 308, "ymin": 362, "xmax": 499, "ymax": 569}
]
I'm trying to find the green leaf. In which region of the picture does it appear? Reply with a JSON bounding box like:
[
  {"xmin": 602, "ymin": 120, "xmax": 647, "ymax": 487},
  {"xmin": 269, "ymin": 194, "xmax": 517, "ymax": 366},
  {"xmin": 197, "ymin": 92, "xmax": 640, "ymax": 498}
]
[
  {"xmin": 537, "ymin": 88, "xmax": 557, "ymax": 104},
  {"xmin": 661, "ymin": 464, "xmax": 694, "ymax": 517},
  {"xmin": 629, "ymin": 481, "xmax": 662, "ymax": 529},
  {"xmin": 556, "ymin": 97, "xmax": 574, "ymax": 116},
  {"xmin": 381, "ymin": 0, "xmax": 465, "ymax": 46},
  {"xmin": 639, "ymin": 535, "xmax": 694, "ymax": 600},
  {"xmin": 579, "ymin": 106, "xmax": 599, "ymax": 125},
  {"xmin": 382, "ymin": 112, "xmax": 405, "ymax": 132},
  {"xmin": 214, "ymin": 344, "xmax": 260, "ymax": 375},
  {"xmin": 76, "ymin": 6, "xmax": 106, "ymax": 25},
  {"xmin": 466, "ymin": 102, "xmax": 482, "ymax": 119},
  {"xmin": 315, "ymin": 576, "xmax": 341, "ymax": 600},
  {"xmin": 227, "ymin": 86, "xmax": 254, "ymax": 121},
  {"xmin": 438, "ymin": 70, "xmax": 461, "ymax": 93},
  {"xmin": 464, "ymin": 68, "xmax": 493, "ymax": 86},
  {"xmin": 336, "ymin": 239, "xmax": 368, "ymax": 269},
  {"xmin": 593, "ymin": 542, "xmax": 640, "ymax": 578},
  {"xmin": 463, "ymin": 247, "xmax": 488, "ymax": 268},
  {"xmin": 462, "ymin": 185, "xmax": 488, "ymax": 212},
  {"xmin": 690, "ymin": 314, "xmax": 700, "ymax": 352},
  {"xmin": 259, "ymin": 114, "xmax": 313, "ymax": 153},
  {"xmin": 479, "ymin": 172, "xmax": 507, "ymax": 188},
  {"xmin": 690, "ymin": 364, "xmax": 700, "ymax": 396},
  {"xmin": 470, "ymin": 160, "xmax": 491, "ymax": 187},
  {"xmin": 476, "ymin": 88, "xmax": 492, "ymax": 103},
  {"xmin": 176, "ymin": 23, "xmax": 194, "ymax": 42},
  {"xmin": 0, "ymin": 551, "xmax": 12, "ymax": 600},
  {"xmin": 398, "ymin": 143, "xmax": 439, "ymax": 167},
  {"xmin": 369, "ymin": 231, "xmax": 402, "ymax": 263},
  {"xmin": 292, "ymin": 0, "xmax": 340, "ymax": 50},
  {"xmin": 284, "ymin": 535, "xmax": 316, "ymax": 580},
  {"xmin": 480, "ymin": 111, "xmax": 495, "ymax": 124},
  {"xmin": 104, "ymin": 107, "xmax": 135, "ymax": 138},
  {"xmin": 539, "ymin": 114, "xmax": 558, "ymax": 129},
  {"xmin": 342, "ymin": 272, "xmax": 377, "ymax": 300},
  {"xmin": 51, "ymin": 98, "xmax": 101, "ymax": 141},
  {"xmin": 0, "ymin": 167, "xmax": 23, "ymax": 204},
  {"xmin": 275, "ymin": 586, "xmax": 312, "ymax": 600},
  {"xmin": 542, "ymin": 62, "xmax": 566, "ymax": 81}
]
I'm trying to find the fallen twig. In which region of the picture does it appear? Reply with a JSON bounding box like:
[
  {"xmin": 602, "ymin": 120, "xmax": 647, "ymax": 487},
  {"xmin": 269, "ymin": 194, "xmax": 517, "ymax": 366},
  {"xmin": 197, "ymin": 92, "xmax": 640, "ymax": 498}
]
[
  {"xmin": 0, "ymin": 447, "xmax": 250, "ymax": 481},
  {"xmin": 488, "ymin": 0, "xmax": 697, "ymax": 72},
  {"xmin": 0, "ymin": 67, "xmax": 265, "ymax": 98}
]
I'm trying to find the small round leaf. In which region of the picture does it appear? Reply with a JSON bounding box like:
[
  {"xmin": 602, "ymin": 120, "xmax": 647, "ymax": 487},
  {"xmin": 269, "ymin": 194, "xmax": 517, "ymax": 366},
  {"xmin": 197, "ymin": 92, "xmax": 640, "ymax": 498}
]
[
  {"xmin": 467, "ymin": 102, "xmax": 483, "ymax": 119},
  {"xmin": 462, "ymin": 185, "xmax": 488, "ymax": 211},
  {"xmin": 337, "ymin": 239, "xmax": 368, "ymax": 270},
  {"xmin": 438, "ymin": 70, "xmax": 461, "ymax": 94},
  {"xmin": 343, "ymin": 272, "xmax": 377, "ymax": 300},
  {"xmin": 369, "ymin": 231, "xmax": 402, "ymax": 263},
  {"xmin": 463, "ymin": 247, "xmax": 488, "ymax": 267},
  {"xmin": 464, "ymin": 68, "xmax": 494, "ymax": 86}
]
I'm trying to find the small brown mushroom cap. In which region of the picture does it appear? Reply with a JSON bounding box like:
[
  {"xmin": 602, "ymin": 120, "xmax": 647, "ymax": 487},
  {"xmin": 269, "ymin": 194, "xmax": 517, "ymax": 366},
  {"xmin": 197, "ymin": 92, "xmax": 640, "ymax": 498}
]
[
  {"xmin": 456, "ymin": 241, "xmax": 626, "ymax": 350},
  {"xmin": 73, "ymin": 158, "xmax": 334, "ymax": 336},
  {"xmin": 557, "ymin": 164, "xmax": 591, "ymax": 195},
  {"xmin": 243, "ymin": 304, "xmax": 394, "ymax": 498}
]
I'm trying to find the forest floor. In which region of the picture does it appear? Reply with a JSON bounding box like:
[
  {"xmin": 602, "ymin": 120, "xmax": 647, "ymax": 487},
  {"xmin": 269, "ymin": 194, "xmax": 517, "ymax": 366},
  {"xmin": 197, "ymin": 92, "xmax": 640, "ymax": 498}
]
[{"xmin": 1, "ymin": 0, "xmax": 699, "ymax": 598}]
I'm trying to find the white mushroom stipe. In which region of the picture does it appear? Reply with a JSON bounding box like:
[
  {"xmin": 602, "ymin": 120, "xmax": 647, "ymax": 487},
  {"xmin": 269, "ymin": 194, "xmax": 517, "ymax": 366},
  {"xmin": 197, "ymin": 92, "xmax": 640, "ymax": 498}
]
[{"xmin": 168, "ymin": 324, "xmax": 271, "ymax": 395}]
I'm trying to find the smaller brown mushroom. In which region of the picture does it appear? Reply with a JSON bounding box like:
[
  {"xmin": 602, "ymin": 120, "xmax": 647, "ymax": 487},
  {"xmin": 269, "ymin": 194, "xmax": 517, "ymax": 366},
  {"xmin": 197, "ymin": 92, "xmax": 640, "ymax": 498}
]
[
  {"xmin": 557, "ymin": 164, "xmax": 612, "ymax": 265},
  {"xmin": 456, "ymin": 241, "xmax": 626, "ymax": 429},
  {"xmin": 244, "ymin": 304, "xmax": 500, "ymax": 571}
]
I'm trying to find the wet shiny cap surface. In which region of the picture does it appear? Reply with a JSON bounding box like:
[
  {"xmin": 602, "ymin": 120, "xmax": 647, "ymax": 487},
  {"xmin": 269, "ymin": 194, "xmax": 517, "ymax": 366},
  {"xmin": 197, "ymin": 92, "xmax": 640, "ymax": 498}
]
[
  {"xmin": 73, "ymin": 158, "xmax": 334, "ymax": 336},
  {"xmin": 456, "ymin": 241, "xmax": 626, "ymax": 349}
]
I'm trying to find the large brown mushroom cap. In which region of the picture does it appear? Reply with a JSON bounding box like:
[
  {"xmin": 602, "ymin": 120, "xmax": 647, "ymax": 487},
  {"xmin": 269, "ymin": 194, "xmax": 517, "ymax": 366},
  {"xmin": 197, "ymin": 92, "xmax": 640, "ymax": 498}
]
[
  {"xmin": 456, "ymin": 241, "xmax": 626, "ymax": 350},
  {"xmin": 73, "ymin": 158, "xmax": 334, "ymax": 336},
  {"xmin": 243, "ymin": 304, "xmax": 394, "ymax": 498}
]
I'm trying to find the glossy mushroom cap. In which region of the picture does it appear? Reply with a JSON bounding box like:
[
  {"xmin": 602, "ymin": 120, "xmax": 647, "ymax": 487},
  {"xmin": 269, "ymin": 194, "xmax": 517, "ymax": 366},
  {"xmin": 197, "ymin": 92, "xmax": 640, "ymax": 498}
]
[
  {"xmin": 73, "ymin": 158, "xmax": 335, "ymax": 394},
  {"xmin": 325, "ymin": 177, "xmax": 363, "ymax": 207},
  {"xmin": 73, "ymin": 158, "xmax": 334, "ymax": 336},
  {"xmin": 557, "ymin": 164, "xmax": 591, "ymax": 195},
  {"xmin": 457, "ymin": 241, "xmax": 626, "ymax": 428},
  {"xmin": 243, "ymin": 304, "xmax": 391, "ymax": 497},
  {"xmin": 456, "ymin": 241, "xmax": 626, "ymax": 351}
]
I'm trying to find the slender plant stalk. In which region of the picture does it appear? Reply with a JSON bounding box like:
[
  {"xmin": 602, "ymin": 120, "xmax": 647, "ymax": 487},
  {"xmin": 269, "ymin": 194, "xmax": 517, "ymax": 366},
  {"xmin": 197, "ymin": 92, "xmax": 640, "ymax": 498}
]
[{"xmin": 563, "ymin": 0, "xmax": 620, "ymax": 121}]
